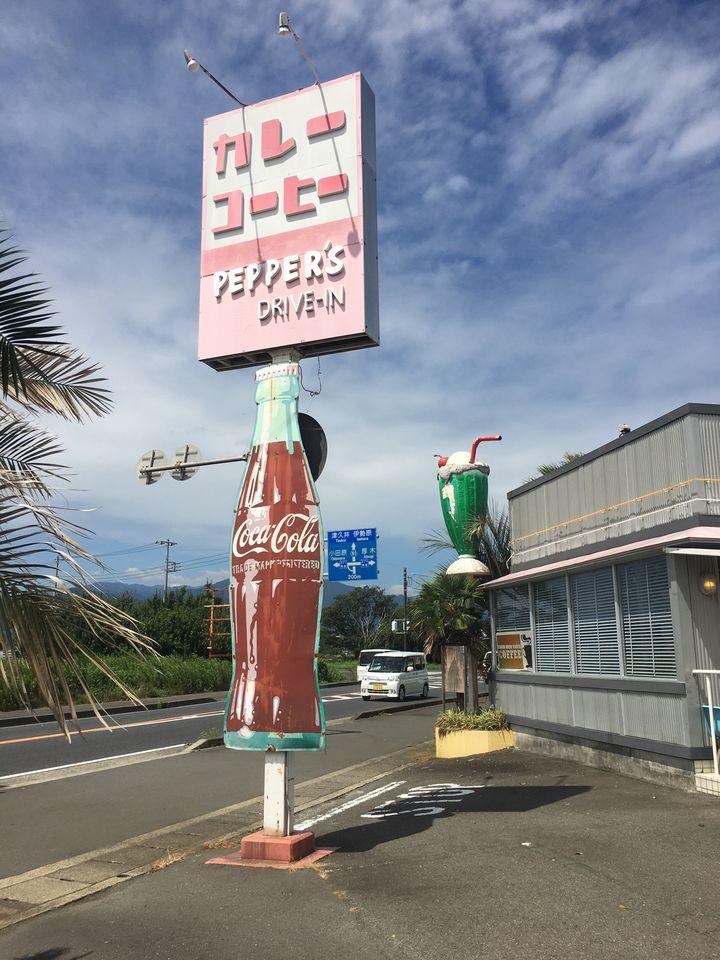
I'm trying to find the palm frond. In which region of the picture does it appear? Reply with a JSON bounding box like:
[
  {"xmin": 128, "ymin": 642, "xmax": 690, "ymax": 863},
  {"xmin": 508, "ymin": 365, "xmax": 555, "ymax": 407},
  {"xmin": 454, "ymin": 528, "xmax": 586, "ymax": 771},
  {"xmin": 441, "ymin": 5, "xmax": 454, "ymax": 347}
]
[
  {"xmin": 0, "ymin": 233, "xmax": 111, "ymax": 421},
  {"xmin": 9, "ymin": 346, "xmax": 112, "ymax": 420},
  {"xmin": 0, "ymin": 406, "xmax": 65, "ymax": 490},
  {"xmin": 0, "ymin": 475, "xmax": 154, "ymax": 735},
  {"xmin": 468, "ymin": 499, "xmax": 512, "ymax": 580},
  {"xmin": 419, "ymin": 528, "xmax": 454, "ymax": 557},
  {"xmin": 524, "ymin": 451, "xmax": 585, "ymax": 483},
  {"xmin": 0, "ymin": 579, "xmax": 154, "ymax": 734},
  {"xmin": 421, "ymin": 500, "xmax": 512, "ymax": 580},
  {"xmin": 0, "ymin": 225, "xmax": 147, "ymax": 733}
]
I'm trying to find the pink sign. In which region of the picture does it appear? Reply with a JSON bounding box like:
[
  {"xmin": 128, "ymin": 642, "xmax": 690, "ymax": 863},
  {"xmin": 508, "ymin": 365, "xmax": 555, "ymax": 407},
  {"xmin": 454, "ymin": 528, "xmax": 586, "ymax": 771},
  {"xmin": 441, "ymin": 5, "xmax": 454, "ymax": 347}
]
[{"xmin": 198, "ymin": 73, "xmax": 378, "ymax": 371}]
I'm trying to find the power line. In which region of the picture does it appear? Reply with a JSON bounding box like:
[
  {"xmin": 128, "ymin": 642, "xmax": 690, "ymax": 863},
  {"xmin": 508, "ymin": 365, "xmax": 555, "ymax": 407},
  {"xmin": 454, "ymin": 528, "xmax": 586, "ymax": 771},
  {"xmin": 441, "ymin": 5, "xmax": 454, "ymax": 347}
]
[
  {"xmin": 96, "ymin": 543, "xmax": 162, "ymax": 559},
  {"xmin": 81, "ymin": 549, "xmax": 230, "ymax": 586}
]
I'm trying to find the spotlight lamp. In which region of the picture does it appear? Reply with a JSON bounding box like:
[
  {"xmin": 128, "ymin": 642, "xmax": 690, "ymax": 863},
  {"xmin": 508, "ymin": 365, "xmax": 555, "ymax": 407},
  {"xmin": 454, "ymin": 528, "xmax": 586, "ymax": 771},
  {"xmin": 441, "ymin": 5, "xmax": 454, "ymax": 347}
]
[
  {"xmin": 184, "ymin": 49, "xmax": 201, "ymax": 73},
  {"xmin": 700, "ymin": 573, "xmax": 718, "ymax": 597},
  {"xmin": 276, "ymin": 11, "xmax": 322, "ymax": 87},
  {"xmin": 181, "ymin": 49, "xmax": 247, "ymax": 107}
]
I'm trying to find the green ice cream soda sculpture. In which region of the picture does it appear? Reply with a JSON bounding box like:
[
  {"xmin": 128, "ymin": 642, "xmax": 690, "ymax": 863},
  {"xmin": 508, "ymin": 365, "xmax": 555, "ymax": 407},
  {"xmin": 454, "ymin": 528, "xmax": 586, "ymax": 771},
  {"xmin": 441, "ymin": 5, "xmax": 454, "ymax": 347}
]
[{"xmin": 436, "ymin": 435, "xmax": 502, "ymax": 576}]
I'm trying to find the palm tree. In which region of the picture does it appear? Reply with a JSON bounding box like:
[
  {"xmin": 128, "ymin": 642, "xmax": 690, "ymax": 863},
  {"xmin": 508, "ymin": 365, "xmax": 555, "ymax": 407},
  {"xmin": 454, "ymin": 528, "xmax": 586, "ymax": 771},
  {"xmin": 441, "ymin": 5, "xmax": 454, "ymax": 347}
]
[
  {"xmin": 526, "ymin": 451, "xmax": 583, "ymax": 482},
  {"xmin": 415, "ymin": 500, "xmax": 512, "ymax": 660},
  {"xmin": 410, "ymin": 572, "xmax": 488, "ymax": 662},
  {"xmin": 0, "ymin": 229, "xmax": 151, "ymax": 734},
  {"xmin": 420, "ymin": 498, "xmax": 512, "ymax": 580}
]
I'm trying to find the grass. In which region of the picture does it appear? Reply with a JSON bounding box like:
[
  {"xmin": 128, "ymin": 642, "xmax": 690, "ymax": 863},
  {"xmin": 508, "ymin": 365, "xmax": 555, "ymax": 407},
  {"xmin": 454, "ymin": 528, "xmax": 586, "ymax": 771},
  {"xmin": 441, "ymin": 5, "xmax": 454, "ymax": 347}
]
[
  {"xmin": 0, "ymin": 654, "xmax": 341, "ymax": 712},
  {"xmin": 435, "ymin": 708, "xmax": 508, "ymax": 738},
  {"xmin": 325, "ymin": 657, "xmax": 358, "ymax": 673}
]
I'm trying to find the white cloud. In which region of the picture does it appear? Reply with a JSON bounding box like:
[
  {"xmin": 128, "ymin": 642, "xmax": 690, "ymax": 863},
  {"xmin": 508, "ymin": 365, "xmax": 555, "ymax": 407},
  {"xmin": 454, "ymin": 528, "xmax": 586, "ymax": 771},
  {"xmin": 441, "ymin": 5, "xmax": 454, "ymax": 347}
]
[{"xmin": 1, "ymin": 0, "xmax": 718, "ymax": 591}]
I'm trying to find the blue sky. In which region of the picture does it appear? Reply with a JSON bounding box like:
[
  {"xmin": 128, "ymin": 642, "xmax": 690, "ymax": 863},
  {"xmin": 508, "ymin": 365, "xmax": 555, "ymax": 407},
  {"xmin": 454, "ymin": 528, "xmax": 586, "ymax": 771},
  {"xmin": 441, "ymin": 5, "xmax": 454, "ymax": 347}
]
[{"xmin": 1, "ymin": 0, "xmax": 719, "ymax": 594}]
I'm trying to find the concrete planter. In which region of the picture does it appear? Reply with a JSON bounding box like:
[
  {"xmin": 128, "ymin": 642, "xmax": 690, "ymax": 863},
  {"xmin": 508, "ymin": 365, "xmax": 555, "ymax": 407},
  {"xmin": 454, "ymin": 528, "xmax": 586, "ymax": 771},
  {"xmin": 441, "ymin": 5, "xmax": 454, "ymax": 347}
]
[{"xmin": 435, "ymin": 728, "xmax": 515, "ymax": 759}]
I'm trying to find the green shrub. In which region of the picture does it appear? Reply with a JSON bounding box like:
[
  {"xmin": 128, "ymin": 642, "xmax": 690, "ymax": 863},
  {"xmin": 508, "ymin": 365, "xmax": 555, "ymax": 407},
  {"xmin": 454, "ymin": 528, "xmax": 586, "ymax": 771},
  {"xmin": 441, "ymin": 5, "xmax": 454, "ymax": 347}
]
[
  {"xmin": 0, "ymin": 654, "xmax": 343, "ymax": 712},
  {"xmin": 435, "ymin": 708, "xmax": 508, "ymax": 737},
  {"xmin": 0, "ymin": 655, "xmax": 232, "ymax": 711},
  {"xmin": 317, "ymin": 659, "xmax": 341, "ymax": 683}
]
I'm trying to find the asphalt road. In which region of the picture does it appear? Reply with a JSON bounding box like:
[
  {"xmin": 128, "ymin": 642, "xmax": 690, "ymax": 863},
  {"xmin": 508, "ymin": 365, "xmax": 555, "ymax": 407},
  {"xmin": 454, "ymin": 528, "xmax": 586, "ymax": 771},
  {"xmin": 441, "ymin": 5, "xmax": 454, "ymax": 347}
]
[
  {"xmin": 0, "ymin": 705, "xmax": 442, "ymax": 879},
  {"xmin": 0, "ymin": 678, "xmax": 443, "ymax": 780},
  {"xmin": 5, "ymin": 747, "xmax": 719, "ymax": 959}
]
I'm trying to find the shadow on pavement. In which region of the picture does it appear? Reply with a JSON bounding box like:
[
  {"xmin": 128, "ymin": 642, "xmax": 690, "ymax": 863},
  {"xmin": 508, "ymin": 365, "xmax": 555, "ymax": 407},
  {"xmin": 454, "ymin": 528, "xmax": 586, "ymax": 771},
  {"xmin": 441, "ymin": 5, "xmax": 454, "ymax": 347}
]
[
  {"xmin": 319, "ymin": 784, "xmax": 591, "ymax": 854},
  {"xmin": 13, "ymin": 949, "xmax": 93, "ymax": 960}
]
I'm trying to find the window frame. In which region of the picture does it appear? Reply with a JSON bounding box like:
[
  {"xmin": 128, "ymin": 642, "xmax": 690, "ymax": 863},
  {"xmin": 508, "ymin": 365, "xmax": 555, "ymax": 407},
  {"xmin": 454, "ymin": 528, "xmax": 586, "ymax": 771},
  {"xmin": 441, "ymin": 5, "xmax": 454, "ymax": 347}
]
[
  {"xmin": 570, "ymin": 566, "xmax": 622, "ymax": 677},
  {"xmin": 532, "ymin": 575, "xmax": 572, "ymax": 674},
  {"xmin": 493, "ymin": 554, "xmax": 678, "ymax": 682},
  {"xmin": 493, "ymin": 584, "xmax": 534, "ymax": 670}
]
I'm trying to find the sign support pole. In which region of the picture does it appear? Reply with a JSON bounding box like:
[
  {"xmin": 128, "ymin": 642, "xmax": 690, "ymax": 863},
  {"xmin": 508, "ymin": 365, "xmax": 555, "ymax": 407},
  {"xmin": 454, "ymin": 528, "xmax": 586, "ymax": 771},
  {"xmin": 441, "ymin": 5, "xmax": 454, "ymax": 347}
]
[
  {"xmin": 263, "ymin": 751, "xmax": 293, "ymax": 836},
  {"xmin": 259, "ymin": 348, "xmax": 299, "ymax": 843},
  {"xmin": 441, "ymin": 645, "xmax": 446, "ymax": 713}
]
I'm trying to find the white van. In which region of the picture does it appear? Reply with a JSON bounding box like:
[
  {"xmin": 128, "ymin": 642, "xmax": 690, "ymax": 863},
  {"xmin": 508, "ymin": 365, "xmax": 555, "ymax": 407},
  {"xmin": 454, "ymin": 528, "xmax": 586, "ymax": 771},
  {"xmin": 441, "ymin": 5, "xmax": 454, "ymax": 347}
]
[
  {"xmin": 357, "ymin": 649, "xmax": 393, "ymax": 683},
  {"xmin": 360, "ymin": 652, "xmax": 429, "ymax": 701}
]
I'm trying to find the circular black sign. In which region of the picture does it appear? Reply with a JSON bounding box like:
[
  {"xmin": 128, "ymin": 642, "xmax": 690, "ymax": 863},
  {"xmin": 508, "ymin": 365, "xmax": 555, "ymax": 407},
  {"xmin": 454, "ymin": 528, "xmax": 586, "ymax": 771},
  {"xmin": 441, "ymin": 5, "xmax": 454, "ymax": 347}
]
[{"xmin": 299, "ymin": 413, "xmax": 327, "ymax": 482}]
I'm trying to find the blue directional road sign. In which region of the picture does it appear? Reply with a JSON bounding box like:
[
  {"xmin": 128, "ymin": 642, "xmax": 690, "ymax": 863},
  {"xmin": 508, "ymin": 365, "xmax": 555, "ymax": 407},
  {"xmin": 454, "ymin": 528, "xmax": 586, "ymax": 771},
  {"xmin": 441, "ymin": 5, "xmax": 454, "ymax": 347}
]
[{"xmin": 327, "ymin": 528, "xmax": 378, "ymax": 582}]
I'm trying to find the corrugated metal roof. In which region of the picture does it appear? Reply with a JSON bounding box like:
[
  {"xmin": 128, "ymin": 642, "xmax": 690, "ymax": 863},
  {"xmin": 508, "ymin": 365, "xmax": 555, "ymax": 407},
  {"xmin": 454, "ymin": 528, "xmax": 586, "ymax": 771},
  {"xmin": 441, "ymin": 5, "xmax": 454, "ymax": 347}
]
[{"xmin": 508, "ymin": 403, "xmax": 720, "ymax": 500}]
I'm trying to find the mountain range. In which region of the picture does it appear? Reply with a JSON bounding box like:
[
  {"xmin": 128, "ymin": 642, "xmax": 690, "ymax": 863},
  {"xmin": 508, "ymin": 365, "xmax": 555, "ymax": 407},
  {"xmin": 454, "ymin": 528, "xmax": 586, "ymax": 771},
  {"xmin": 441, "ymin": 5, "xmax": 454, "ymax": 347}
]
[{"xmin": 95, "ymin": 579, "xmax": 364, "ymax": 608}]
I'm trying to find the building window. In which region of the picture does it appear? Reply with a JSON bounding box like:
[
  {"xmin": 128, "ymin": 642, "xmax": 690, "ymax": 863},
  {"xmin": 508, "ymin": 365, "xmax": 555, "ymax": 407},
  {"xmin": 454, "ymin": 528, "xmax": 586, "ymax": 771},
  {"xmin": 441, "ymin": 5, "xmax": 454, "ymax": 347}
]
[
  {"xmin": 495, "ymin": 586, "xmax": 531, "ymax": 633},
  {"xmin": 616, "ymin": 556, "xmax": 676, "ymax": 678},
  {"xmin": 571, "ymin": 567, "xmax": 621, "ymax": 675},
  {"xmin": 495, "ymin": 586, "xmax": 533, "ymax": 670},
  {"xmin": 533, "ymin": 577, "xmax": 571, "ymax": 673}
]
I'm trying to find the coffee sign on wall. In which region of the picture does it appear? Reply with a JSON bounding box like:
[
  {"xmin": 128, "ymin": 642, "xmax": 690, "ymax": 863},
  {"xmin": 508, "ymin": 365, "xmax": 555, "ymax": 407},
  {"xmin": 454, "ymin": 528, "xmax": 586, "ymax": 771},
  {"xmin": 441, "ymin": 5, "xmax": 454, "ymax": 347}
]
[
  {"xmin": 199, "ymin": 72, "xmax": 378, "ymax": 370},
  {"xmin": 496, "ymin": 632, "xmax": 532, "ymax": 670}
]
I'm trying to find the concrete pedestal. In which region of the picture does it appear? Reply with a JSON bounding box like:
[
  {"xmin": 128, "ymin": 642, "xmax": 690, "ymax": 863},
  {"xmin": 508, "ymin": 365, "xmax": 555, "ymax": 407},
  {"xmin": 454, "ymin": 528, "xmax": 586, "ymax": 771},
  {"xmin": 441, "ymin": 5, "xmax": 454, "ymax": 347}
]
[{"xmin": 207, "ymin": 830, "xmax": 334, "ymax": 870}]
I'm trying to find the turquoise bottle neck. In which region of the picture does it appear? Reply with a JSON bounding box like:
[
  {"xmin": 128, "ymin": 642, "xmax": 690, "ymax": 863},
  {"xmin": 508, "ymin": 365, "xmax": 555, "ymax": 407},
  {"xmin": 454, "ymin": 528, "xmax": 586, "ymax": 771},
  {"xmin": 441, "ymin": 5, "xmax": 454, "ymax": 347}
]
[{"xmin": 252, "ymin": 361, "xmax": 302, "ymax": 451}]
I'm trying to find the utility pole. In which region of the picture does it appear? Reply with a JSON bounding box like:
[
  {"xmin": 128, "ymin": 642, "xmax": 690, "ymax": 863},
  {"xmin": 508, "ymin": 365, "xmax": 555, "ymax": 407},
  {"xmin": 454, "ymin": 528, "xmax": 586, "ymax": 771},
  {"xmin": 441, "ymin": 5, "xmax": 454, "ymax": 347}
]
[
  {"xmin": 403, "ymin": 567, "xmax": 409, "ymax": 652},
  {"xmin": 156, "ymin": 539, "xmax": 177, "ymax": 602}
]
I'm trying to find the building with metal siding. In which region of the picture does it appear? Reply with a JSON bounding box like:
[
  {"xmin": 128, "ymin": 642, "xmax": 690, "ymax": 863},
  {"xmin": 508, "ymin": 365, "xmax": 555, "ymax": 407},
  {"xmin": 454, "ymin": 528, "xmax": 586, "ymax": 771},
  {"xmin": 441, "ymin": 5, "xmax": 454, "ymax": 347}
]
[{"xmin": 485, "ymin": 404, "xmax": 720, "ymax": 794}]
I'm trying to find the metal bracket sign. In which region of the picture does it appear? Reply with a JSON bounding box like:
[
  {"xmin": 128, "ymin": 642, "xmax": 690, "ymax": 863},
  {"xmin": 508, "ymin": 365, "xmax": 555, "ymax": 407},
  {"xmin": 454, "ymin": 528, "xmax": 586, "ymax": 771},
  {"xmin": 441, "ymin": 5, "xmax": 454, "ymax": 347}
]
[{"xmin": 327, "ymin": 527, "xmax": 378, "ymax": 582}]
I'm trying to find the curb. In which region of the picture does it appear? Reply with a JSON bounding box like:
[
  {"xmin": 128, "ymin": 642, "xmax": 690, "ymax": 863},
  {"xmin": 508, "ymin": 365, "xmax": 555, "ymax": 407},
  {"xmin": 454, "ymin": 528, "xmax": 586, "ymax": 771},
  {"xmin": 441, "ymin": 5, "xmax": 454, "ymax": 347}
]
[
  {"xmin": 0, "ymin": 681, "xmax": 359, "ymax": 729},
  {"xmin": 0, "ymin": 744, "xmax": 192, "ymax": 790},
  {"xmin": 0, "ymin": 694, "xmax": 223, "ymax": 730},
  {"xmin": 0, "ymin": 739, "xmax": 433, "ymax": 930},
  {"xmin": 186, "ymin": 698, "xmax": 446, "ymax": 751},
  {"xmin": 0, "ymin": 692, "xmax": 418, "ymax": 789},
  {"xmin": 354, "ymin": 697, "xmax": 448, "ymax": 720}
]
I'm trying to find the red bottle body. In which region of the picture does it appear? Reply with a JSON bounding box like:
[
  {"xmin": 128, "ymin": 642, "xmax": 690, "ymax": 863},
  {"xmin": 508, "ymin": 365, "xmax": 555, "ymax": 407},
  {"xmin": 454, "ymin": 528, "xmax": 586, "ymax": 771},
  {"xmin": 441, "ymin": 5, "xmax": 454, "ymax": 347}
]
[{"xmin": 224, "ymin": 367, "xmax": 325, "ymax": 751}]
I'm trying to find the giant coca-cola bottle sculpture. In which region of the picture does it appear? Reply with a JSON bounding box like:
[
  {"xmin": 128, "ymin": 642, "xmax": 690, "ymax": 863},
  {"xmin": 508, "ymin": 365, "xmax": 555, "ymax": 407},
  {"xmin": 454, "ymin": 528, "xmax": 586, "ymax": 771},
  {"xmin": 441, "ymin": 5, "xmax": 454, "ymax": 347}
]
[{"xmin": 224, "ymin": 360, "xmax": 325, "ymax": 751}]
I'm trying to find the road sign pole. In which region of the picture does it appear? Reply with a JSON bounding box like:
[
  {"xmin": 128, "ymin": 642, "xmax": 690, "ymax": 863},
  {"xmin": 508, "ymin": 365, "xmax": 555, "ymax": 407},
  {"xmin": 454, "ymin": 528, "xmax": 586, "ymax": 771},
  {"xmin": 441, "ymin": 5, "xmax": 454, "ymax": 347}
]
[{"xmin": 403, "ymin": 567, "xmax": 408, "ymax": 652}]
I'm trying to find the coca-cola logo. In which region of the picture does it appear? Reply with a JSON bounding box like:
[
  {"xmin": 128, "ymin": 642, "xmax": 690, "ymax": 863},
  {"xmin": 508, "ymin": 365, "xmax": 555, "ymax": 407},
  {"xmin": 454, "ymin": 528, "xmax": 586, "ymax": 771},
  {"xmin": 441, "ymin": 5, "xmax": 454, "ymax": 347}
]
[{"xmin": 232, "ymin": 513, "xmax": 320, "ymax": 558}]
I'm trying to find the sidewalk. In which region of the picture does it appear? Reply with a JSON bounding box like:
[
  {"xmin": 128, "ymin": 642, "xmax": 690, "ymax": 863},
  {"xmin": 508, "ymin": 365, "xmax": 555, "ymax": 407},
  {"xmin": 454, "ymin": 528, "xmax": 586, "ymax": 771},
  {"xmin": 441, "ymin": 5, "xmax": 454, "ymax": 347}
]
[
  {"xmin": 2, "ymin": 745, "xmax": 720, "ymax": 959},
  {"xmin": 0, "ymin": 706, "xmax": 440, "ymax": 879}
]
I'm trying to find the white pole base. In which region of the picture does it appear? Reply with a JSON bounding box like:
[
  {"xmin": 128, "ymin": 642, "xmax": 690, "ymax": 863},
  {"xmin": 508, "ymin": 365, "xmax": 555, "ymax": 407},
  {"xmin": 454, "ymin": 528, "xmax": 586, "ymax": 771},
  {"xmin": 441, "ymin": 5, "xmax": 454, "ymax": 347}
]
[{"xmin": 263, "ymin": 751, "xmax": 294, "ymax": 837}]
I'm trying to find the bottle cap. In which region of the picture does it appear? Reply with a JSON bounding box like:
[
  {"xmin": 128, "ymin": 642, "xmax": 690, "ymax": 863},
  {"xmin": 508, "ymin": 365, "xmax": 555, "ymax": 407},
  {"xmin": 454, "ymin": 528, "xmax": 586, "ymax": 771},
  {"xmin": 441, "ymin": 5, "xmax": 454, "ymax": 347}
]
[{"xmin": 256, "ymin": 362, "xmax": 300, "ymax": 382}]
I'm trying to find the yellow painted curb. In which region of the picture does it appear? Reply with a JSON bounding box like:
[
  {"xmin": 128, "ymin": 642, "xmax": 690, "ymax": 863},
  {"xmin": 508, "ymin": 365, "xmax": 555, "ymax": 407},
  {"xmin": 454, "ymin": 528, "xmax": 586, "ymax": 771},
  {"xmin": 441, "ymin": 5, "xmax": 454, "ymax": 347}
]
[{"xmin": 435, "ymin": 728, "xmax": 514, "ymax": 759}]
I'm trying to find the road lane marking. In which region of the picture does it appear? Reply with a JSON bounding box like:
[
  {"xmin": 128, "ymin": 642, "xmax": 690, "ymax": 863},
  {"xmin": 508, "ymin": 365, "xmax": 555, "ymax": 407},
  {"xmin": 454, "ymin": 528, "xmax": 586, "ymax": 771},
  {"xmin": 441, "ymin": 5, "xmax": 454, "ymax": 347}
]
[
  {"xmin": 294, "ymin": 780, "xmax": 407, "ymax": 831},
  {"xmin": 0, "ymin": 710, "xmax": 226, "ymax": 747},
  {"xmin": 0, "ymin": 744, "xmax": 189, "ymax": 781},
  {"xmin": 362, "ymin": 783, "xmax": 486, "ymax": 819},
  {"xmin": 0, "ymin": 690, "xmax": 362, "ymax": 747}
]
